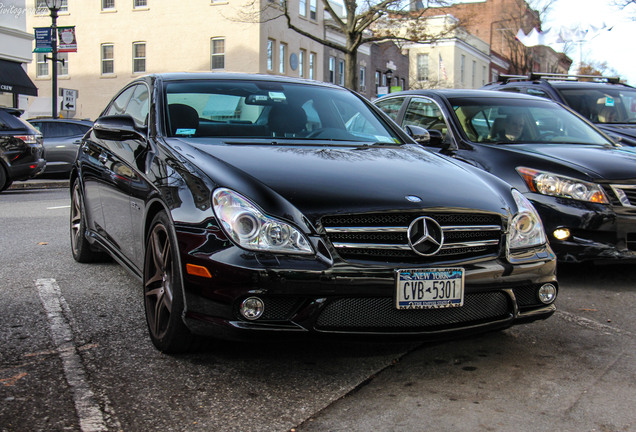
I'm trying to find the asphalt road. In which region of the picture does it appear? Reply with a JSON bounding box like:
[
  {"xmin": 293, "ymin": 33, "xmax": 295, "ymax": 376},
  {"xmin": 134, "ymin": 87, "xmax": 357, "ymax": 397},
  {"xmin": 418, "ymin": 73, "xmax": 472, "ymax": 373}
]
[{"xmin": 1, "ymin": 187, "xmax": 635, "ymax": 432}]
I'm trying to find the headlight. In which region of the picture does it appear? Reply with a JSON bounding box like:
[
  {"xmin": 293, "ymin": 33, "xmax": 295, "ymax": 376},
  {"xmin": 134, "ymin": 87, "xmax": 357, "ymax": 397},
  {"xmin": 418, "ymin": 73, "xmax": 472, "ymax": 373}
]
[
  {"xmin": 508, "ymin": 189, "xmax": 547, "ymax": 250},
  {"xmin": 516, "ymin": 167, "xmax": 608, "ymax": 204},
  {"xmin": 212, "ymin": 188, "xmax": 313, "ymax": 255}
]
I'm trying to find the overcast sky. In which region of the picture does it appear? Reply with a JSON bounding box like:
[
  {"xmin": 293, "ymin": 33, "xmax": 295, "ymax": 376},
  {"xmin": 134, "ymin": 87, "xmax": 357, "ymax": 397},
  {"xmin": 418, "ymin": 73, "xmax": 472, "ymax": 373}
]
[{"xmin": 539, "ymin": 0, "xmax": 636, "ymax": 84}]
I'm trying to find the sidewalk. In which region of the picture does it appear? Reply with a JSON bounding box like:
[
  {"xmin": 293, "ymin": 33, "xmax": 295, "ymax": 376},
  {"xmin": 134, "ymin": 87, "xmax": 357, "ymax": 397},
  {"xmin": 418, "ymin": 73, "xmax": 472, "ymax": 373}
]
[{"xmin": 8, "ymin": 178, "xmax": 70, "ymax": 190}]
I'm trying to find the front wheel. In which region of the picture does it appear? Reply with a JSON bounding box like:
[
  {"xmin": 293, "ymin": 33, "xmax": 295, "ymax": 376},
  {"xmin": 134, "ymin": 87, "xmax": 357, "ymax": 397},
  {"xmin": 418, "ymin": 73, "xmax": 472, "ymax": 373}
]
[
  {"xmin": 70, "ymin": 179, "xmax": 107, "ymax": 262},
  {"xmin": 143, "ymin": 211, "xmax": 194, "ymax": 353}
]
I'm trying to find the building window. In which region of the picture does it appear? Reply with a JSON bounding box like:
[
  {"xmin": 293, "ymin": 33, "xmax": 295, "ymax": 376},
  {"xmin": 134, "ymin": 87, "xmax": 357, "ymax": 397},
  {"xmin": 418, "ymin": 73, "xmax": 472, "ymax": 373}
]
[
  {"xmin": 279, "ymin": 43, "xmax": 287, "ymax": 74},
  {"xmin": 299, "ymin": 0, "xmax": 306, "ymax": 16},
  {"xmin": 133, "ymin": 0, "xmax": 147, "ymax": 7},
  {"xmin": 482, "ymin": 65, "xmax": 487, "ymax": 86},
  {"xmin": 375, "ymin": 70, "xmax": 380, "ymax": 87},
  {"xmin": 400, "ymin": 78, "xmax": 405, "ymax": 90},
  {"xmin": 211, "ymin": 38, "xmax": 225, "ymax": 70},
  {"xmin": 381, "ymin": 73, "xmax": 387, "ymax": 87},
  {"xmin": 102, "ymin": 0, "xmax": 115, "ymax": 10},
  {"xmin": 472, "ymin": 60, "xmax": 476, "ymax": 87},
  {"xmin": 101, "ymin": 43, "xmax": 114, "ymax": 74},
  {"xmin": 309, "ymin": 52, "xmax": 316, "ymax": 80},
  {"xmin": 36, "ymin": 53, "xmax": 49, "ymax": 78},
  {"xmin": 328, "ymin": 56, "xmax": 335, "ymax": 83},
  {"xmin": 299, "ymin": 49, "xmax": 306, "ymax": 78},
  {"xmin": 417, "ymin": 53, "xmax": 429, "ymax": 81},
  {"xmin": 58, "ymin": 52, "xmax": 68, "ymax": 76},
  {"xmin": 267, "ymin": 39, "xmax": 274, "ymax": 71},
  {"xmin": 309, "ymin": 0, "xmax": 316, "ymax": 19},
  {"xmin": 338, "ymin": 59, "xmax": 345, "ymax": 86},
  {"xmin": 36, "ymin": 0, "xmax": 67, "ymax": 12},
  {"xmin": 359, "ymin": 66, "xmax": 366, "ymax": 91},
  {"xmin": 460, "ymin": 54, "xmax": 465, "ymax": 85},
  {"xmin": 133, "ymin": 42, "xmax": 146, "ymax": 73}
]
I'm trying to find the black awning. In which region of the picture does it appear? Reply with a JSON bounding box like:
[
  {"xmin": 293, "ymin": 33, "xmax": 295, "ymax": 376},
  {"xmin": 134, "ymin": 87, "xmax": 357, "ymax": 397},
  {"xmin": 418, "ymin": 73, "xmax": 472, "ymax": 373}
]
[{"xmin": 0, "ymin": 59, "xmax": 38, "ymax": 97}]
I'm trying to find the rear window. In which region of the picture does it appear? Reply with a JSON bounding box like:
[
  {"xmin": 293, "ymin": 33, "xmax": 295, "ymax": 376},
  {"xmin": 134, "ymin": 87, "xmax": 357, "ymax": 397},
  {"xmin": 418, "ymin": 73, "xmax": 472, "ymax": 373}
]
[{"xmin": 0, "ymin": 110, "xmax": 31, "ymax": 131}]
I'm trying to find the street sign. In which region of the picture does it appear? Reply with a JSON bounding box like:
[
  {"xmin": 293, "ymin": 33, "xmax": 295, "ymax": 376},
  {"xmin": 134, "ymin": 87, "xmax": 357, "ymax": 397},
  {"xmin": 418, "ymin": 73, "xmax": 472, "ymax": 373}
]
[{"xmin": 60, "ymin": 88, "xmax": 77, "ymax": 112}]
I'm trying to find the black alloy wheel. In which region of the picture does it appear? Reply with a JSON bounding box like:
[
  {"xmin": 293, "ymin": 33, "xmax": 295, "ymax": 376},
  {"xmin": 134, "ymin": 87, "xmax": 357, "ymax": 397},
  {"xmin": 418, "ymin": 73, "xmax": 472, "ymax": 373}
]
[
  {"xmin": 143, "ymin": 211, "xmax": 193, "ymax": 353},
  {"xmin": 70, "ymin": 179, "xmax": 105, "ymax": 262}
]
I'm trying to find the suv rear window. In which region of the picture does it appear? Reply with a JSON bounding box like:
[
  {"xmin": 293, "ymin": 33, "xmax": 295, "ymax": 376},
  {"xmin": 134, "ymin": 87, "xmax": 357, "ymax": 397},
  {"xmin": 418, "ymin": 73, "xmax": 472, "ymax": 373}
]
[{"xmin": 0, "ymin": 109, "xmax": 30, "ymax": 131}]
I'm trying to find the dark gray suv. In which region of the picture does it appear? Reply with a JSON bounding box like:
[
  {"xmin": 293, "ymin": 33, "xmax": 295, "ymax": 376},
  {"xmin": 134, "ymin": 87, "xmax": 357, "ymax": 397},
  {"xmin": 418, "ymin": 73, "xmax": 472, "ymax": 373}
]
[
  {"xmin": 483, "ymin": 73, "xmax": 636, "ymax": 146},
  {"xmin": 0, "ymin": 107, "xmax": 45, "ymax": 192}
]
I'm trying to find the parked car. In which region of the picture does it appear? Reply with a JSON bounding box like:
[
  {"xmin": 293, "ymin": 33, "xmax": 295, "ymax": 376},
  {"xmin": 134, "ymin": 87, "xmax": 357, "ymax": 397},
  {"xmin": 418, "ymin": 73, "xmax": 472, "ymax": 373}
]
[
  {"xmin": 374, "ymin": 89, "xmax": 636, "ymax": 263},
  {"xmin": 0, "ymin": 107, "xmax": 45, "ymax": 192},
  {"xmin": 482, "ymin": 73, "xmax": 636, "ymax": 146},
  {"xmin": 71, "ymin": 73, "xmax": 557, "ymax": 353},
  {"xmin": 27, "ymin": 117, "xmax": 93, "ymax": 176}
]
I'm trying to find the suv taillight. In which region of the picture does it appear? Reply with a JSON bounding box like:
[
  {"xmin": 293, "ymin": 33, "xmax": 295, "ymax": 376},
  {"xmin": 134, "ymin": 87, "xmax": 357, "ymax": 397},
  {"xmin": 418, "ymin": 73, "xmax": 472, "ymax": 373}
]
[{"xmin": 15, "ymin": 135, "xmax": 40, "ymax": 145}]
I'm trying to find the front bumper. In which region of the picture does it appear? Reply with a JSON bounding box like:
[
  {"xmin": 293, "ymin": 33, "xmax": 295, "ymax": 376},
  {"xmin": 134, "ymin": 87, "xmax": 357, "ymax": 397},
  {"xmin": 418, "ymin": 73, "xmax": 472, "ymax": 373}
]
[
  {"xmin": 177, "ymin": 226, "xmax": 558, "ymax": 340},
  {"xmin": 530, "ymin": 194, "xmax": 636, "ymax": 263}
]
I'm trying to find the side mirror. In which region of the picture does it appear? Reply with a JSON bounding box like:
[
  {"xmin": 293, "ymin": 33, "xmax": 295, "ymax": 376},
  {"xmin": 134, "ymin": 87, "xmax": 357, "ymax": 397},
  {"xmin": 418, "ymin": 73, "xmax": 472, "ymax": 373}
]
[
  {"xmin": 93, "ymin": 115, "xmax": 147, "ymax": 141},
  {"xmin": 404, "ymin": 125, "xmax": 430, "ymax": 144},
  {"xmin": 428, "ymin": 129, "xmax": 444, "ymax": 146}
]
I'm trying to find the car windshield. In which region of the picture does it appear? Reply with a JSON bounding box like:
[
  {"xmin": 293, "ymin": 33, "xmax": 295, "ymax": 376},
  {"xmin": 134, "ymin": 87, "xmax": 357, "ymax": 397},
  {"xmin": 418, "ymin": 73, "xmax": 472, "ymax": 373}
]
[
  {"xmin": 558, "ymin": 86, "xmax": 636, "ymax": 124},
  {"xmin": 450, "ymin": 97, "xmax": 612, "ymax": 145},
  {"xmin": 164, "ymin": 80, "xmax": 400, "ymax": 144}
]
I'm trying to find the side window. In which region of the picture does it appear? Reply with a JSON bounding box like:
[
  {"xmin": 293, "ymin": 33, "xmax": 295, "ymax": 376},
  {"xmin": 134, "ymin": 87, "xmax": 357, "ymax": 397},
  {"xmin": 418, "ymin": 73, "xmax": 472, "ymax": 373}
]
[
  {"xmin": 124, "ymin": 85, "xmax": 150, "ymax": 126},
  {"xmin": 526, "ymin": 88, "xmax": 551, "ymax": 99},
  {"xmin": 500, "ymin": 87, "xmax": 522, "ymax": 93},
  {"xmin": 105, "ymin": 86, "xmax": 136, "ymax": 116},
  {"xmin": 375, "ymin": 97, "xmax": 404, "ymax": 121},
  {"xmin": 403, "ymin": 97, "xmax": 449, "ymax": 142},
  {"xmin": 47, "ymin": 122, "xmax": 84, "ymax": 137}
]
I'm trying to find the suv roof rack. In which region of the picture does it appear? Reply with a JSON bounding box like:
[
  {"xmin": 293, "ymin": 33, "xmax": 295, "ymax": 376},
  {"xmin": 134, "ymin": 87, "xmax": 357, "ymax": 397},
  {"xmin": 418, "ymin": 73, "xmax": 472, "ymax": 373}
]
[{"xmin": 498, "ymin": 73, "xmax": 622, "ymax": 84}]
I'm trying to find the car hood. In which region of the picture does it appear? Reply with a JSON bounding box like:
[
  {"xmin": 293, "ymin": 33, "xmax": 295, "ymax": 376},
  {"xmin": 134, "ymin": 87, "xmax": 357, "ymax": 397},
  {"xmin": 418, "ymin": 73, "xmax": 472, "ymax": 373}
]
[
  {"xmin": 489, "ymin": 143, "xmax": 636, "ymax": 181},
  {"xmin": 596, "ymin": 124, "xmax": 636, "ymax": 146},
  {"xmin": 174, "ymin": 140, "xmax": 512, "ymax": 223}
]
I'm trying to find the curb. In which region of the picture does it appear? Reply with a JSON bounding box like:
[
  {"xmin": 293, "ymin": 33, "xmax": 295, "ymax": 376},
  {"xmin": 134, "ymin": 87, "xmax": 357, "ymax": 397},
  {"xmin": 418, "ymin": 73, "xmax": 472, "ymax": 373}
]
[{"xmin": 8, "ymin": 180, "xmax": 70, "ymax": 190}]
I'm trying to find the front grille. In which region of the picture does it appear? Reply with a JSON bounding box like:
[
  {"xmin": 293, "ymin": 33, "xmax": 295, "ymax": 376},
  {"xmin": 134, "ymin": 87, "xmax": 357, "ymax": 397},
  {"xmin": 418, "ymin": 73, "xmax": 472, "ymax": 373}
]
[
  {"xmin": 315, "ymin": 292, "xmax": 511, "ymax": 331},
  {"xmin": 321, "ymin": 212, "xmax": 503, "ymax": 263},
  {"xmin": 607, "ymin": 184, "xmax": 636, "ymax": 207}
]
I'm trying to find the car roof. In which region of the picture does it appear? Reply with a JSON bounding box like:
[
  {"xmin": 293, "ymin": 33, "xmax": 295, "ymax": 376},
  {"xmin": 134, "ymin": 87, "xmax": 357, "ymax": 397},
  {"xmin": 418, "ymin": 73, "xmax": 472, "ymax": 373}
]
[
  {"xmin": 547, "ymin": 81, "xmax": 634, "ymax": 90},
  {"xmin": 26, "ymin": 117, "xmax": 93, "ymax": 124},
  {"xmin": 378, "ymin": 88, "xmax": 546, "ymax": 101},
  {"xmin": 146, "ymin": 72, "xmax": 345, "ymax": 90}
]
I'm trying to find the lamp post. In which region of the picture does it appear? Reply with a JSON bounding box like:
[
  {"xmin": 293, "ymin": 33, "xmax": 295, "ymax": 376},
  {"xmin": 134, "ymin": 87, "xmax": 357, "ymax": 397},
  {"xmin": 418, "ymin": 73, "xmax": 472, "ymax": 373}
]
[
  {"xmin": 385, "ymin": 69, "xmax": 393, "ymax": 93},
  {"xmin": 45, "ymin": 0, "xmax": 63, "ymax": 118}
]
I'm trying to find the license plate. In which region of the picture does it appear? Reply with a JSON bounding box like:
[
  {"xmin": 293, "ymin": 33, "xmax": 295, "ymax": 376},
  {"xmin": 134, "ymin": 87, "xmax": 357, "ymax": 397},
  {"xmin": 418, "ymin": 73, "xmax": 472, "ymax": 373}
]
[{"xmin": 395, "ymin": 268, "xmax": 465, "ymax": 310}]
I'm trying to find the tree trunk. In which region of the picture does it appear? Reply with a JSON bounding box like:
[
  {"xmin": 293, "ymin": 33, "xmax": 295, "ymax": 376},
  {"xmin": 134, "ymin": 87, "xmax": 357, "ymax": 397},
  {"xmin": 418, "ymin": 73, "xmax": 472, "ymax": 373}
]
[{"xmin": 345, "ymin": 50, "xmax": 358, "ymax": 90}]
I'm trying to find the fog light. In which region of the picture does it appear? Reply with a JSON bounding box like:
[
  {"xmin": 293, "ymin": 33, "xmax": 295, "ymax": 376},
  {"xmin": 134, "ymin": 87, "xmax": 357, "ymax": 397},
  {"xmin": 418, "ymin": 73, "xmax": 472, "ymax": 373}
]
[
  {"xmin": 240, "ymin": 297, "xmax": 264, "ymax": 320},
  {"xmin": 538, "ymin": 283, "xmax": 557, "ymax": 304},
  {"xmin": 553, "ymin": 228, "xmax": 571, "ymax": 241}
]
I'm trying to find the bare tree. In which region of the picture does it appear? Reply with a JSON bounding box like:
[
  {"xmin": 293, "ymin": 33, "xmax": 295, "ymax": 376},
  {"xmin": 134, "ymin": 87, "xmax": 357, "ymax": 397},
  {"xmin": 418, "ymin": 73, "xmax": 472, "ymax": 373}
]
[{"xmin": 238, "ymin": 0, "xmax": 454, "ymax": 90}]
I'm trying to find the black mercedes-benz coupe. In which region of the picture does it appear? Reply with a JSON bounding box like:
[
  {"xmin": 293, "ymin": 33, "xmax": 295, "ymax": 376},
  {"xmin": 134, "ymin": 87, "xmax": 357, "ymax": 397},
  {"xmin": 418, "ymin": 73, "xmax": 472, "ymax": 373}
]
[
  {"xmin": 375, "ymin": 89, "xmax": 636, "ymax": 263},
  {"xmin": 70, "ymin": 73, "xmax": 557, "ymax": 353}
]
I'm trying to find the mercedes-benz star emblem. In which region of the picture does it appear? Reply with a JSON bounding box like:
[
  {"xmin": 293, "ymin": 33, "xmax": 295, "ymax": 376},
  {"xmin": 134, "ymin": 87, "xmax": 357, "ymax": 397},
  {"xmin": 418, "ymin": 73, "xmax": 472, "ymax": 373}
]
[{"xmin": 407, "ymin": 216, "xmax": 444, "ymax": 256}]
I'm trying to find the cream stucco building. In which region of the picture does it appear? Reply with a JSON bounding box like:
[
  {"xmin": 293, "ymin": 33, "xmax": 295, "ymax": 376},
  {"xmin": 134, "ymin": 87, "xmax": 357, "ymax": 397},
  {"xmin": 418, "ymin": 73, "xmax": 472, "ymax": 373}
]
[
  {"xmin": 405, "ymin": 15, "xmax": 494, "ymax": 90},
  {"xmin": 26, "ymin": 0, "xmax": 327, "ymax": 119}
]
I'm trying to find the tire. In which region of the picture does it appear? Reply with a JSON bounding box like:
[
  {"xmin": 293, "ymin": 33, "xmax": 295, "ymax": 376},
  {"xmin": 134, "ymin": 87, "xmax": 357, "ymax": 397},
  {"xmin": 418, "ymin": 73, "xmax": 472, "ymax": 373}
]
[
  {"xmin": 0, "ymin": 165, "xmax": 9, "ymax": 192},
  {"xmin": 70, "ymin": 179, "xmax": 107, "ymax": 262},
  {"xmin": 143, "ymin": 211, "xmax": 194, "ymax": 353}
]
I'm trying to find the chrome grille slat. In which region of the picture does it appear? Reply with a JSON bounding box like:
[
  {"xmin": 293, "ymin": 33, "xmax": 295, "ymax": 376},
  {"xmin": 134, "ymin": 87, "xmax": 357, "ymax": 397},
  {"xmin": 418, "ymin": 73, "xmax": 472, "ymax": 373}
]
[
  {"xmin": 610, "ymin": 184, "xmax": 636, "ymax": 207},
  {"xmin": 331, "ymin": 239, "xmax": 499, "ymax": 251}
]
